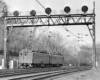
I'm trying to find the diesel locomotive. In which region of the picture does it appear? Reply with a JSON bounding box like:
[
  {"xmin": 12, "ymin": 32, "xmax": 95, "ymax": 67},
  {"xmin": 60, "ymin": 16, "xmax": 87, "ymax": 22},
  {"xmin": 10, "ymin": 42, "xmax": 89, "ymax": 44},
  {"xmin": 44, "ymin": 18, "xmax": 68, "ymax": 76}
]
[{"xmin": 18, "ymin": 49, "xmax": 64, "ymax": 68}]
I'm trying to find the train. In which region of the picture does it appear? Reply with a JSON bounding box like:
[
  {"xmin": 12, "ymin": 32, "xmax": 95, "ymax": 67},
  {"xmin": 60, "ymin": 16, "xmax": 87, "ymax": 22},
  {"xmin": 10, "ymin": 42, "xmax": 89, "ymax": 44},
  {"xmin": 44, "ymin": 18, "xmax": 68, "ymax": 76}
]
[{"xmin": 18, "ymin": 49, "xmax": 64, "ymax": 68}]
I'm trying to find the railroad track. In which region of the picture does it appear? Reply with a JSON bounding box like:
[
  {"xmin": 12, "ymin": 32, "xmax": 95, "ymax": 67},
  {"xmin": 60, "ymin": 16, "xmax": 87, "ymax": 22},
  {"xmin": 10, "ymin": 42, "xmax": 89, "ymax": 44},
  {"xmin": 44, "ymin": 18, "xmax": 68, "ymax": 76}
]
[
  {"xmin": 0, "ymin": 66, "xmax": 92, "ymax": 80},
  {"xmin": 0, "ymin": 68, "xmax": 58, "ymax": 77}
]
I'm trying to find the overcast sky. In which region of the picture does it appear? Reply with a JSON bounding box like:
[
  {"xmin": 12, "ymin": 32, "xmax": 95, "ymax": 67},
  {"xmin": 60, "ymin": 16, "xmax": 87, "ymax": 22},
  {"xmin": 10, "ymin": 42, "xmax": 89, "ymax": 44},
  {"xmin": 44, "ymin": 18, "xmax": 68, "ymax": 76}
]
[{"xmin": 4, "ymin": 0, "xmax": 100, "ymax": 44}]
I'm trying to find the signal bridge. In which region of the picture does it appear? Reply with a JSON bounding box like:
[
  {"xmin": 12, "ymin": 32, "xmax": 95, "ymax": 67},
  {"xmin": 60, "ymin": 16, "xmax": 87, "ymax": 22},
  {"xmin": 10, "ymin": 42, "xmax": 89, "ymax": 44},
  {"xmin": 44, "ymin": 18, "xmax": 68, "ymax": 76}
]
[
  {"xmin": 6, "ymin": 13, "xmax": 94, "ymax": 27},
  {"xmin": 2, "ymin": 3, "xmax": 96, "ymax": 68}
]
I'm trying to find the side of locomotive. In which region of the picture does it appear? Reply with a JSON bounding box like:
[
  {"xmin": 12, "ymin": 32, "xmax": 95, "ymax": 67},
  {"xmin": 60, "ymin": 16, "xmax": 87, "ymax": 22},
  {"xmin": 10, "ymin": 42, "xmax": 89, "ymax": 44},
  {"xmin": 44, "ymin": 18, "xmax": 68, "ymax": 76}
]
[
  {"xmin": 50, "ymin": 54, "xmax": 64, "ymax": 67},
  {"xmin": 18, "ymin": 49, "xmax": 64, "ymax": 68},
  {"xmin": 19, "ymin": 49, "xmax": 50, "ymax": 68}
]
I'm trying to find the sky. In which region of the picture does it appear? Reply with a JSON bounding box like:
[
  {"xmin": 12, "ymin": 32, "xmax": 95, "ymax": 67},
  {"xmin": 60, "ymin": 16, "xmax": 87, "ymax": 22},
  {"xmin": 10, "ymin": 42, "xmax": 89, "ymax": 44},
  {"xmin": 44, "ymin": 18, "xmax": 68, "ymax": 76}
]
[{"xmin": 4, "ymin": 0, "xmax": 100, "ymax": 45}]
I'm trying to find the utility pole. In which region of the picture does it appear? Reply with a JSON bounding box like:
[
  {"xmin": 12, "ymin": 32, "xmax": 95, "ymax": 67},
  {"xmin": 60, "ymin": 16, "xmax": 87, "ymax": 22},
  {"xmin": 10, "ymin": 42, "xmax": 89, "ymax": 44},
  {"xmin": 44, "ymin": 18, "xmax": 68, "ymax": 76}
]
[
  {"xmin": 3, "ymin": 6, "xmax": 8, "ymax": 69},
  {"xmin": 92, "ymin": 2, "xmax": 96, "ymax": 67},
  {"xmin": 3, "ymin": 21, "xmax": 7, "ymax": 69}
]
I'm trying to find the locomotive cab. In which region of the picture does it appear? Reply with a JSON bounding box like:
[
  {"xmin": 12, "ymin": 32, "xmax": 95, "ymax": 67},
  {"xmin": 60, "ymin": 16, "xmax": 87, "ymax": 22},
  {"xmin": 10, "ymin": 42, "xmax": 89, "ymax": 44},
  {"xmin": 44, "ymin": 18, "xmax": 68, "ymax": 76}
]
[
  {"xmin": 19, "ymin": 49, "xmax": 50, "ymax": 68},
  {"xmin": 19, "ymin": 49, "xmax": 33, "ymax": 68}
]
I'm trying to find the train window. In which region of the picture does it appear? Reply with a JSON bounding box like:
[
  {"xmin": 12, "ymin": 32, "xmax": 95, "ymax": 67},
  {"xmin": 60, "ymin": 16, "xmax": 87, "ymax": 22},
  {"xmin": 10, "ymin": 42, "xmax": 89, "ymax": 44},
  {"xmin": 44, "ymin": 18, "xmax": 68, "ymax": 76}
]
[{"xmin": 24, "ymin": 52, "xmax": 28, "ymax": 56}]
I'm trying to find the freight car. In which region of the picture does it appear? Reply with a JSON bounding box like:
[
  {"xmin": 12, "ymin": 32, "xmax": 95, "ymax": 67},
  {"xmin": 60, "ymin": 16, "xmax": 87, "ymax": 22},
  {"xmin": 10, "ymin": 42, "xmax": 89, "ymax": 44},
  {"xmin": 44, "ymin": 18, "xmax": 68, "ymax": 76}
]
[{"xmin": 18, "ymin": 49, "xmax": 64, "ymax": 68}]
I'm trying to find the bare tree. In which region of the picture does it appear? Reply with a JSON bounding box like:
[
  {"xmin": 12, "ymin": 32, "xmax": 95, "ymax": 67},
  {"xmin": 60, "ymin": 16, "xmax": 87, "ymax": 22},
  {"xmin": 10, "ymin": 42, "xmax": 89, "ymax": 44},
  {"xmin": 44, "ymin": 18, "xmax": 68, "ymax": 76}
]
[
  {"xmin": 77, "ymin": 45, "xmax": 92, "ymax": 65},
  {"xmin": 37, "ymin": 31, "xmax": 68, "ymax": 54},
  {"xmin": 6, "ymin": 27, "xmax": 37, "ymax": 55}
]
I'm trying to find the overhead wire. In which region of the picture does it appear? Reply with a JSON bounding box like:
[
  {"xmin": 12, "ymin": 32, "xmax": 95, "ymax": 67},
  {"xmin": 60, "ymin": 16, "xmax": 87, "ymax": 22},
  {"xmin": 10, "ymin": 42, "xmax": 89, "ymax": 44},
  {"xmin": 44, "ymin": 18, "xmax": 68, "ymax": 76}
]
[
  {"xmin": 35, "ymin": 0, "xmax": 51, "ymax": 32},
  {"xmin": 35, "ymin": 0, "xmax": 45, "ymax": 9},
  {"xmin": 35, "ymin": 0, "xmax": 93, "ymax": 46},
  {"xmin": 62, "ymin": 1, "xmax": 98, "ymax": 47},
  {"xmin": 63, "ymin": 26, "xmax": 92, "ymax": 45}
]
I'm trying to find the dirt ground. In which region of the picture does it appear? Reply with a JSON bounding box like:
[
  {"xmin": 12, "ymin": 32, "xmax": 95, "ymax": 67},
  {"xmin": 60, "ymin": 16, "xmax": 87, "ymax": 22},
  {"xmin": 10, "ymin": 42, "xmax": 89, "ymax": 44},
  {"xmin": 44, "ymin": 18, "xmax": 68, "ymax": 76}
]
[{"xmin": 53, "ymin": 66, "xmax": 100, "ymax": 80}]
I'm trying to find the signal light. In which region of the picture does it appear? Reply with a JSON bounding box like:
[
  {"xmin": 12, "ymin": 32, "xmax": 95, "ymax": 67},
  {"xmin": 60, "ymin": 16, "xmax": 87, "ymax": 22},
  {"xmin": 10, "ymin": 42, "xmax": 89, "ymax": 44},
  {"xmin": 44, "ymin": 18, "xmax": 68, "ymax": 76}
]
[
  {"xmin": 85, "ymin": 34, "xmax": 88, "ymax": 36},
  {"xmin": 30, "ymin": 10, "xmax": 36, "ymax": 16},
  {"xmin": 45, "ymin": 7, "xmax": 52, "ymax": 15},
  {"xmin": 82, "ymin": 5, "xmax": 88, "ymax": 13},
  {"xmin": 64, "ymin": 6, "xmax": 71, "ymax": 13},
  {"xmin": 13, "ymin": 11, "xmax": 19, "ymax": 17}
]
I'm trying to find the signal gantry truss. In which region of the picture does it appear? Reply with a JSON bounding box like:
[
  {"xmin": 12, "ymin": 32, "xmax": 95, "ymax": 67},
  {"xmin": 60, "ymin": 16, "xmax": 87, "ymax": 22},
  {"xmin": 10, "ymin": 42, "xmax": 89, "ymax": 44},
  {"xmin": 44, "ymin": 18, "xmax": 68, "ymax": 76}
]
[{"xmin": 6, "ymin": 14, "xmax": 94, "ymax": 27}]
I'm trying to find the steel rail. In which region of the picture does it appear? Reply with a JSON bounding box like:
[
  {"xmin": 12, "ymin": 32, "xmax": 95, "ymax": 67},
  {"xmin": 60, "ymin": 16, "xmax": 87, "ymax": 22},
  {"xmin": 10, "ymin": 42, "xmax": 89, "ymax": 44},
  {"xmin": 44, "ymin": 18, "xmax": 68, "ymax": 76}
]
[
  {"xmin": 0, "ymin": 68, "xmax": 58, "ymax": 77},
  {"xmin": 0, "ymin": 66, "xmax": 92, "ymax": 80}
]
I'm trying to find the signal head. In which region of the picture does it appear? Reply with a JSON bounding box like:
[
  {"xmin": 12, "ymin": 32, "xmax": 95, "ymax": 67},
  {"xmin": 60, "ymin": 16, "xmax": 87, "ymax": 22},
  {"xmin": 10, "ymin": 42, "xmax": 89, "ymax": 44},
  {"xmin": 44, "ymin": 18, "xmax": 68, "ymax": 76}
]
[
  {"xmin": 13, "ymin": 10, "xmax": 19, "ymax": 17},
  {"xmin": 64, "ymin": 6, "xmax": 71, "ymax": 13},
  {"xmin": 82, "ymin": 5, "xmax": 88, "ymax": 13},
  {"xmin": 30, "ymin": 10, "xmax": 36, "ymax": 16},
  {"xmin": 45, "ymin": 7, "xmax": 52, "ymax": 15}
]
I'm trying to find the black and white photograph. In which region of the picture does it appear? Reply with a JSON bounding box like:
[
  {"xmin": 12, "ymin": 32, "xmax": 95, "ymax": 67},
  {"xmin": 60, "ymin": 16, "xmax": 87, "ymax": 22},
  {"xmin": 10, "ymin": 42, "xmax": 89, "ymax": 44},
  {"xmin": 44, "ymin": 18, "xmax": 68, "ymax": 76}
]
[{"xmin": 0, "ymin": 0, "xmax": 100, "ymax": 80}]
